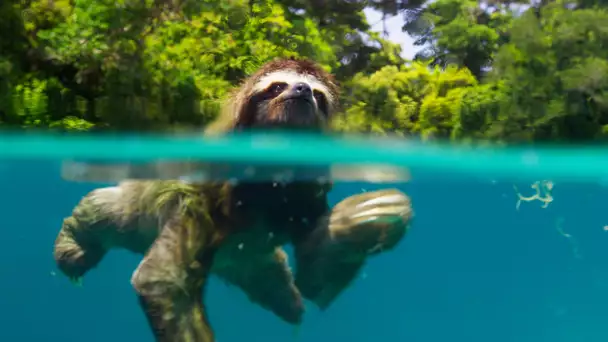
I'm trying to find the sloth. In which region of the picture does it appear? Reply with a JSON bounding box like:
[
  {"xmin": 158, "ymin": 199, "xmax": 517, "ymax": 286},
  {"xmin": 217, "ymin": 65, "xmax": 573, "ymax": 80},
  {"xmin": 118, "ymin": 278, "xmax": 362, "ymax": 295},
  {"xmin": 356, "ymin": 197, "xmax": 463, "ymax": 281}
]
[{"xmin": 53, "ymin": 58, "xmax": 414, "ymax": 342}]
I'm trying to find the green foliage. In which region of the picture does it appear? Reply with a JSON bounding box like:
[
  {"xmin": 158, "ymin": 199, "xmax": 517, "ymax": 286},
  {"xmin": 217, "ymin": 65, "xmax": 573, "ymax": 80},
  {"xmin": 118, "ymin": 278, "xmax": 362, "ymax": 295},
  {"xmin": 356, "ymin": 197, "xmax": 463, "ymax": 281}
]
[
  {"xmin": 333, "ymin": 62, "xmax": 477, "ymax": 140},
  {"xmin": 1, "ymin": 0, "xmax": 608, "ymax": 144},
  {"xmin": 482, "ymin": 3, "xmax": 608, "ymax": 142},
  {"xmin": 0, "ymin": 0, "xmax": 349, "ymax": 131},
  {"xmin": 405, "ymin": 0, "xmax": 515, "ymax": 79}
]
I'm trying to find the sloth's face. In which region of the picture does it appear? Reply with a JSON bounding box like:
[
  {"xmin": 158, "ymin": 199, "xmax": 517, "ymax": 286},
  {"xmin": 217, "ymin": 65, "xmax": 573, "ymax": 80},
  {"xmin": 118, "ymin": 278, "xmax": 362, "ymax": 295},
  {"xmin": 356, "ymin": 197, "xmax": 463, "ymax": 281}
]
[{"xmin": 249, "ymin": 70, "xmax": 332, "ymax": 130}]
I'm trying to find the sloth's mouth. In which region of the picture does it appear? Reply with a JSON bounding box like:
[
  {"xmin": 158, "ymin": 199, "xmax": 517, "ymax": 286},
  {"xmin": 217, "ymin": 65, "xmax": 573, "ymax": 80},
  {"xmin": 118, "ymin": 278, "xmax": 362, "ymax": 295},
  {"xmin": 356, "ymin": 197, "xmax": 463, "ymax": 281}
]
[
  {"xmin": 282, "ymin": 97, "xmax": 317, "ymax": 122},
  {"xmin": 281, "ymin": 96, "xmax": 314, "ymax": 106},
  {"xmin": 259, "ymin": 97, "xmax": 321, "ymax": 130}
]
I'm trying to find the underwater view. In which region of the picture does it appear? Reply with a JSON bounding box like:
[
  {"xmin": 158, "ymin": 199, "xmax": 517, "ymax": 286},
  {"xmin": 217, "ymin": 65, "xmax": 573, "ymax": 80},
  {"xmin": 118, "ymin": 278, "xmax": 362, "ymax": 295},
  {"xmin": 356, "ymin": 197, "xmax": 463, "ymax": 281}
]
[
  {"xmin": 2, "ymin": 0, "xmax": 608, "ymax": 341},
  {"xmin": 3, "ymin": 133, "xmax": 608, "ymax": 342}
]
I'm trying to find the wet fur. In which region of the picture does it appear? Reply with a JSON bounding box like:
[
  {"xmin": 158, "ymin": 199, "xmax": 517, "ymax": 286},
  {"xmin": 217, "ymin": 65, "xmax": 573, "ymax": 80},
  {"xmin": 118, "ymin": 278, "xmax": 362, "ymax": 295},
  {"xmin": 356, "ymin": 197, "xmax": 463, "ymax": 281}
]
[{"xmin": 53, "ymin": 57, "xmax": 412, "ymax": 342}]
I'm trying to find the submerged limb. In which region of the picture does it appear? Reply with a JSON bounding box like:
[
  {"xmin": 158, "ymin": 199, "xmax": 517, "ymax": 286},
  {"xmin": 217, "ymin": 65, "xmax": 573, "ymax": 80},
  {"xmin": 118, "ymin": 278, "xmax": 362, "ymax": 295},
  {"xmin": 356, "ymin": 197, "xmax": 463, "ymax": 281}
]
[
  {"xmin": 293, "ymin": 189, "xmax": 413, "ymax": 310},
  {"xmin": 54, "ymin": 217, "xmax": 106, "ymax": 285},
  {"xmin": 53, "ymin": 193, "xmax": 111, "ymax": 284},
  {"xmin": 53, "ymin": 184, "xmax": 158, "ymax": 284},
  {"xmin": 131, "ymin": 214, "xmax": 216, "ymax": 342},
  {"xmin": 212, "ymin": 244, "xmax": 304, "ymax": 325}
]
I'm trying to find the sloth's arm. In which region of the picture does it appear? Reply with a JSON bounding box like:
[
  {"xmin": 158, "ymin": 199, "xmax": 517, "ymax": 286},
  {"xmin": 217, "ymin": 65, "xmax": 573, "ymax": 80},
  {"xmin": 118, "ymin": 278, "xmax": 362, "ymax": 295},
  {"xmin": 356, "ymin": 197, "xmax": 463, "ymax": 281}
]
[
  {"xmin": 54, "ymin": 182, "xmax": 161, "ymax": 282},
  {"xmin": 131, "ymin": 214, "xmax": 217, "ymax": 342},
  {"xmin": 54, "ymin": 186, "xmax": 126, "ymax": 282},
  {"xmin": 293, "ymin": 189, "xmax": 413, "ymax": 310},
  {"xmin": 54, "ymin": 206, "xmax": 108, "ymax": 282},
  {"xmin": 212, "ymin": 246, "xmax": 304, "ymax": 325}
]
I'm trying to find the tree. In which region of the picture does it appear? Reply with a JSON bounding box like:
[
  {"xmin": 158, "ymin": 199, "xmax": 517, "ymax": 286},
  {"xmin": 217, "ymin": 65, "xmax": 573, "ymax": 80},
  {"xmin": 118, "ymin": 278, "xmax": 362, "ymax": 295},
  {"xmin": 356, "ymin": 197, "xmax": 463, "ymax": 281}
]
[
  {"xmin": 477, "ymin": 2, "xmax": 608, "ymax": 142},
  {"xmin": 2, "ymin": 0, "xmax": 608, "ymax": 144},
  {"xmin": 333, "ymin": 61, "xmax": 477, "ymax": 140}
]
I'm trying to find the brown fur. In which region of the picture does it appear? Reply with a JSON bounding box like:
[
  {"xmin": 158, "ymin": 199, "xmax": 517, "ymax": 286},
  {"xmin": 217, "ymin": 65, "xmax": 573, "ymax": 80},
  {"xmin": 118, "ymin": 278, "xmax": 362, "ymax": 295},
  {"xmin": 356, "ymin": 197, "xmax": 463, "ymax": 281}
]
[
  {"xmin": 53, "ymin": 57, "xmax": 412, "ymax": 342},
  {"xmin": 231, "ymin": 58, "xmax": 339, "ymax": 123},
  {"xmin": 205, "ymin": 57, "xmax": 339, "ymax": 134}
]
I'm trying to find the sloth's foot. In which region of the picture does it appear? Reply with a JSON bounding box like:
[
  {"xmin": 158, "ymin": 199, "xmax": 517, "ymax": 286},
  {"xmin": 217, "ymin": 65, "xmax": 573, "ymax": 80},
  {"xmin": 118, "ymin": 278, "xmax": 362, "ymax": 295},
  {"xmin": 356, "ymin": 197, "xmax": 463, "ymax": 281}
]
[
  {"xmin": 54, "ymin": 213, "xmax": 108, "ymax": 284},
  {"xmin": 327, "ymin": 188, "xmax": 413, "ymax": 255},
  {"xmin": 294, "ymin": 188, "xmax": 413, "ymax": 309},
  {"xmin": 212, "ymin": 246, "xmax": 304, "ymax": 325}
]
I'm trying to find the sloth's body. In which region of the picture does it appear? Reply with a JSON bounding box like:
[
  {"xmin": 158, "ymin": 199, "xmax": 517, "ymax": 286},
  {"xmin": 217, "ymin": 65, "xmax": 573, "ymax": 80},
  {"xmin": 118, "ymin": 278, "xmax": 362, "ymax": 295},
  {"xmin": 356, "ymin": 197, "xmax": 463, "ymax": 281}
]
[{"xmin": 54, "ymin": 58, "xmax": 413, "ymax": 342}]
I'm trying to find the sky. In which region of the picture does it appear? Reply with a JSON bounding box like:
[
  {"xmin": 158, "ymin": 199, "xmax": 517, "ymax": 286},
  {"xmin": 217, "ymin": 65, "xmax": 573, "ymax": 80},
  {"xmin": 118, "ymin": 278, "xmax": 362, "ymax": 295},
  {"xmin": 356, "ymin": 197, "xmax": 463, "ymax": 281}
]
[{"xmin": 363, "ymin": 8, "xmax": 420, "ymax": 59}]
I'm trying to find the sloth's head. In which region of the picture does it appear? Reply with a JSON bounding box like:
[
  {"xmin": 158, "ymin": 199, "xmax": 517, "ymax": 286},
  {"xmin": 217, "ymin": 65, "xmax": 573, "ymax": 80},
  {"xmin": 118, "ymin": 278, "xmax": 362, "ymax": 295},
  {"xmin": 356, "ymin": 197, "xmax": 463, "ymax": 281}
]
[{"xmin": 219, "ymin": 58, "xmax": 339, "ymax": 132}]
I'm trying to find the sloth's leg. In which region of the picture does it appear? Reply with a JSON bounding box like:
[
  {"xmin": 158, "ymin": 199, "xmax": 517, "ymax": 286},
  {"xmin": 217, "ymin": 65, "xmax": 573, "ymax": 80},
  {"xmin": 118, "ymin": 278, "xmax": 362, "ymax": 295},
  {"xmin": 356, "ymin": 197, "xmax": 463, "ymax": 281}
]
[
  {"xmin": 131, "ymin": 214, "xmax": 216, "ymax": 342},
  {"xmin": 212, "ymin": 245, "xmax": 304, "ymax": 325},
  {"xmin": 54, "ymin": 192, "xmax": 112, "ymax": 283},
  {"xmin": 293, "ymin": 189, "xmax": 413, "ymax": 310}
]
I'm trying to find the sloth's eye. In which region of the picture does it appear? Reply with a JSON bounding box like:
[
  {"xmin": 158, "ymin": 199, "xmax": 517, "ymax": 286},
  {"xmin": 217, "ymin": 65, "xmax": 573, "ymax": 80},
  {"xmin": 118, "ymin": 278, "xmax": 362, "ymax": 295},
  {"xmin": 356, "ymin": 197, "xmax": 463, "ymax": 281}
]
[
  {"xmin": 313, "ymin": 90, "xmax": 326, "ymax": 103},
  {"xmin": 269, "ymin": 82, "xmax": 288, "ymax": 95},
  {"xmin": 313, "ymin": 90, "xmax": 328, "ymax": 110}
]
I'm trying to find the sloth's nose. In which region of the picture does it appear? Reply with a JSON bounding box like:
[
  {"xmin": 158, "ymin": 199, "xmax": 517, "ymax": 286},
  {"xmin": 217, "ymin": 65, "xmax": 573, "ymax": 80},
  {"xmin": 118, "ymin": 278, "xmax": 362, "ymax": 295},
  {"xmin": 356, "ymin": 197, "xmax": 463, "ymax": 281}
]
[{"xmin": 292, "ymin": 82, "xmax": 312, "ymax": 97}]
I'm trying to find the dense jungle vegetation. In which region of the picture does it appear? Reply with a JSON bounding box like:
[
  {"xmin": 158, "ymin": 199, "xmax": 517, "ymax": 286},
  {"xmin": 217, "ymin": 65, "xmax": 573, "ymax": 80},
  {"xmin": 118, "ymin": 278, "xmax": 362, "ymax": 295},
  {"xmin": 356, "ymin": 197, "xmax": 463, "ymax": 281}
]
[{"xmin": 1, "ymin": 0, "xmax": 607, "ymax": 143}]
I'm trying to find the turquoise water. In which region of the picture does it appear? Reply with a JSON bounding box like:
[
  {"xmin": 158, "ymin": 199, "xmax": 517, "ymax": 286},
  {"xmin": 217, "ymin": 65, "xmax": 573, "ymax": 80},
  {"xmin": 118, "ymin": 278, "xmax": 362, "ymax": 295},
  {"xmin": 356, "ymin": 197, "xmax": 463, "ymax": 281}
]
[{"xmin": 2, "ymin": 132, "xmax": 608, "ymax": 341}]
